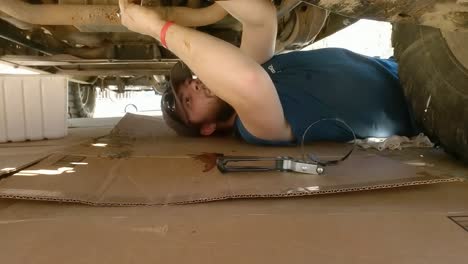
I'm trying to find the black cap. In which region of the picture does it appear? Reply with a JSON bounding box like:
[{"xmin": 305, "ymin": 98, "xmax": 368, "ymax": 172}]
[{"xmin": 161, "ymin": 62, "xmax": 200, "ymax": 136}]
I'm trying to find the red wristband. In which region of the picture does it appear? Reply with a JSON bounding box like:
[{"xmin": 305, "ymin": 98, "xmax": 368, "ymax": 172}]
[{"xmin": 160, "ymin": 21, "xmax": 174, "ymax": 49}]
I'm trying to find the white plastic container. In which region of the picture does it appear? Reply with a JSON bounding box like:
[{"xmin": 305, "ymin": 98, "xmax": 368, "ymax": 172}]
[{"xmin": 0, "ymin": 75, "xmax": 68, "ymax": 143}]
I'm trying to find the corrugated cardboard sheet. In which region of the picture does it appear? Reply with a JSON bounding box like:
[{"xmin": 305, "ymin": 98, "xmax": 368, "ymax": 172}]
[{"xmin": 0, "ymin": 114, "xmax": 463, "ymax": 205}]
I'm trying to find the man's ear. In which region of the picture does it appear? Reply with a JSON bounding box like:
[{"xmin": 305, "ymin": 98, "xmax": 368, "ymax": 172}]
[{"xmin": 200, "ymin": 123, "xmax": 217, "ymax": 136}]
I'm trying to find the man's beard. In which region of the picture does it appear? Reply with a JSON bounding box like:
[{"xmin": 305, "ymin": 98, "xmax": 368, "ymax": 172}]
[{"xmin": 216, "ymin": 100, "xmax": 235, "ymax": 122}]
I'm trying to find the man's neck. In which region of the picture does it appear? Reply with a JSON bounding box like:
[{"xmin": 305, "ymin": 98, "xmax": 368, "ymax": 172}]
[{"xmin": 216, "ymin": 113, "xmax": 237, "ymax": 132}]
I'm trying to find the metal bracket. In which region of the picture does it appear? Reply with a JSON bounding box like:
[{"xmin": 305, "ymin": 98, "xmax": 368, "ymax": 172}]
[{"xmin": 217, "ymin": 156, "xmax": 324, "ymax": 175}]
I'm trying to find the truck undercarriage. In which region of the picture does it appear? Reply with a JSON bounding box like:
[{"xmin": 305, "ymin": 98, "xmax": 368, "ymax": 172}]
[{"xmin": 0, "ymin": 0, "xmax": 466, "ymax": 78}]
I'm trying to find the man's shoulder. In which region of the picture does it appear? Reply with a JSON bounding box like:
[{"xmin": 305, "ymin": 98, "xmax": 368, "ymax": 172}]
[{"xmin": 264, "ymin": 48, "xmax": 352, "ymax": 69}]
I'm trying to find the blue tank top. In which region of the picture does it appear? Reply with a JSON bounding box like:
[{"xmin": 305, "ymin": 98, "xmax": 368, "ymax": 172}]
[{"xmin": 235, "ymin": 48, "xmax": 418, "ymax": 146}]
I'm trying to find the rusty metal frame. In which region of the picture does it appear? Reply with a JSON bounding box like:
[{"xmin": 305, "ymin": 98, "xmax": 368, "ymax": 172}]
[
  {"xmin": 0, "ymin": 0, "xmax": 227, "ymax": 28},
  {"xmin": 0, "ymin": 55, "xmax": 178, "ymax": 76}
]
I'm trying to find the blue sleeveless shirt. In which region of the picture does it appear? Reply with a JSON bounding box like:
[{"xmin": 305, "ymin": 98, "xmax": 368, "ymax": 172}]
[{"xmin": 235, "ymin": 48, "xmax": 418, "ymax": 146}]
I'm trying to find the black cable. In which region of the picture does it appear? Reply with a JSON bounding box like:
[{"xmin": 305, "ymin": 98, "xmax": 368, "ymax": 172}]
[{"xmin": 300, "ymin": 118, "xmax": 357, "ymax": 166}]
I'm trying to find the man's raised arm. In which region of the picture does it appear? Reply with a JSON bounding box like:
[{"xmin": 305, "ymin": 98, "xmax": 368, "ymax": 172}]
[{"xmin": 216, "ymin": 0, "xmax": 277, "ymax": 64}]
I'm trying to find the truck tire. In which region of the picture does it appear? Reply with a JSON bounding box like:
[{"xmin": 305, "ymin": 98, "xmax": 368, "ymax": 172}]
[
  {"xmin": 68, "ymin": 82, "xmax": 96, "ymax": 118},
  {"xmin": 392, "ymin": 24, "xmax": 468, "ymax": 163}
]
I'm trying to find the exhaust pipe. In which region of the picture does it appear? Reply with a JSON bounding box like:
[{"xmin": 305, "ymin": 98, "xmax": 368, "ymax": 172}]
[{"xmin": 0, "ymin": 0, "xmax": 227, "ymax": 28}]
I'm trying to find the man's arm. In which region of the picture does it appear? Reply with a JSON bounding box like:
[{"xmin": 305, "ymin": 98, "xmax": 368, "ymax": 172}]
[
  {"xmin": 216, "ymin": 0, "xmax": 277, "ymax": 64},
  {"xmin": 119, "ymin": 0, "xmax": 293, "ymax": 141}
]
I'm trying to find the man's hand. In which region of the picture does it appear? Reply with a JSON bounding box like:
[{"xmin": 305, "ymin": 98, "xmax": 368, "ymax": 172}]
[{"xmin": 119, "ymin": 0, "xmax": 164, "ymax": 37}]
